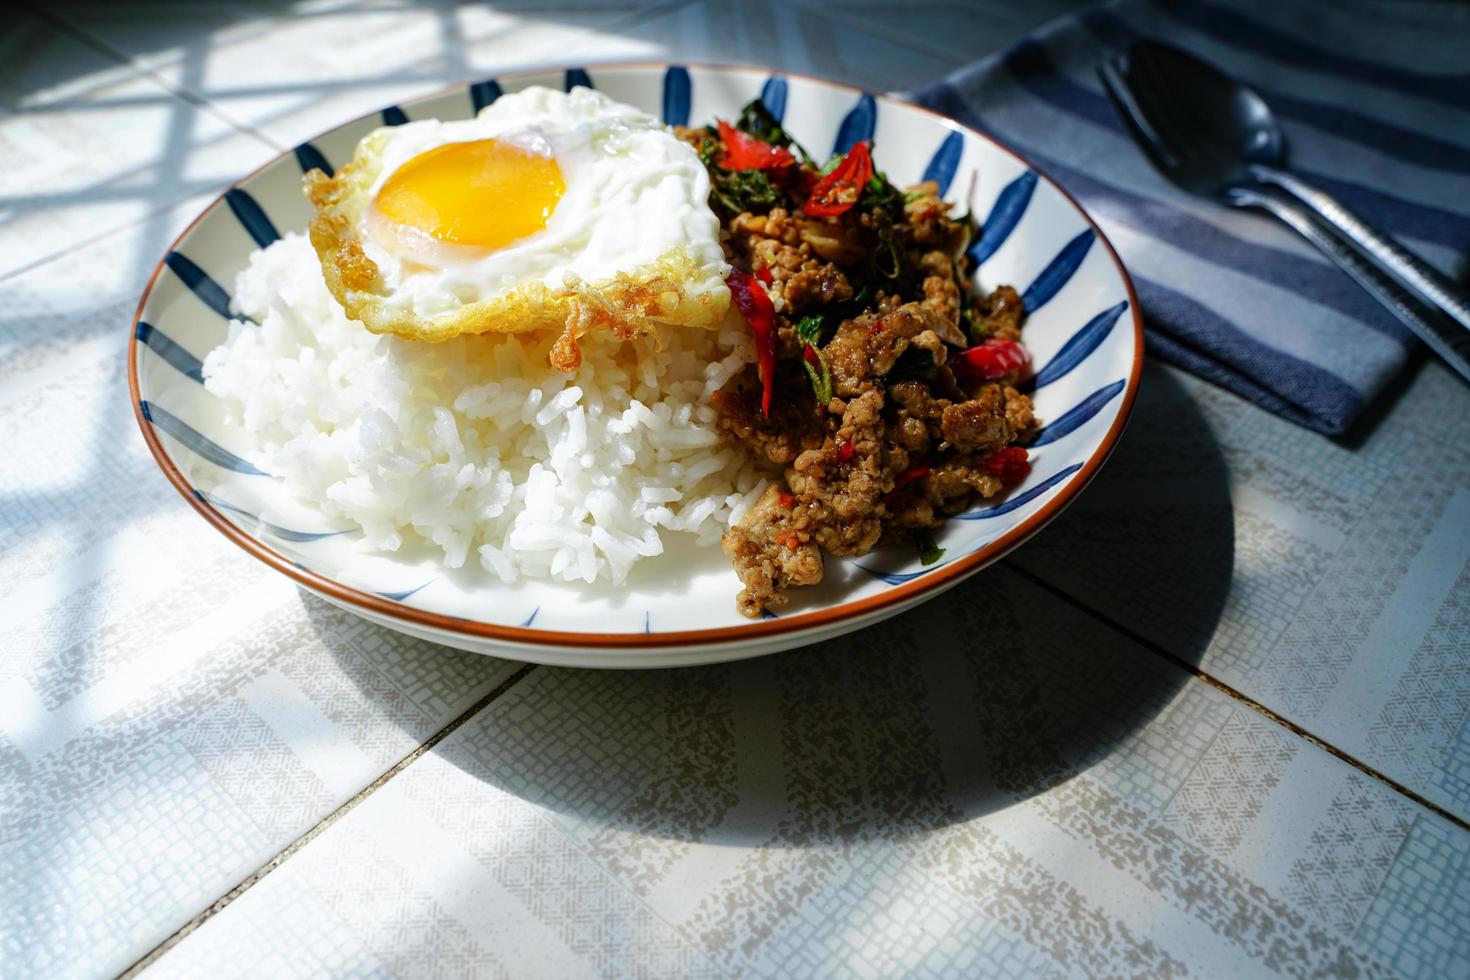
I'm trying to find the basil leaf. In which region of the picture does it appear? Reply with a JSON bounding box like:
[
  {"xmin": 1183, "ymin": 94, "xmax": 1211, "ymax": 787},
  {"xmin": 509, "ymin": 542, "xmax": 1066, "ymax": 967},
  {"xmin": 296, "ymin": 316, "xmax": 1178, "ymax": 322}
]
[
  {"xmin": 709, "ymin": 168, "xmax": 781, "ymax": 215},
  {"xmin": 860, "ymin": 169, "xmax": 906, "ymax": 216},
  {"xmin": 884, "ymin": 347, "xmax": 936, "ymax": 383},
  {"xmin": 735, "ymin": 99, "xmax": 813, "ymax": 163},
  {"xmin": 790, "ymin": 287, "xmax": 874, "ymax": 352},
  {"xmin": 870, "ymin": 226, "xmax": 905, "ymax": 281},
  {"xmin": 962, "ymin": 305, "xmax": 991, "ymax": 344},
  {"xmin": 794, "ymin": 314, "xmax": 825, "ymax": 346},
  {"xmin": 844, "ymin": 285, "xmax": 872, "ymax": 314},
  {"xmin": 801, "ymin": 350, "xmax": 833, "ymax": 405},
  {"xmin": 912, "ymin": 528, "xmax": 945, "ymax": 565}
]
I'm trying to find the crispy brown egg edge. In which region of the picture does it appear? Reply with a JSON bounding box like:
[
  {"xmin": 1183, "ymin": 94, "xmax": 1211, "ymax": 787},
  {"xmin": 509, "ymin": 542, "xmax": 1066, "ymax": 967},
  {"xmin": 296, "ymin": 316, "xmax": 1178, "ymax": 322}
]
[{"xmin": 302, "ymin": 126, "xmax": 731, "ymax": 370}]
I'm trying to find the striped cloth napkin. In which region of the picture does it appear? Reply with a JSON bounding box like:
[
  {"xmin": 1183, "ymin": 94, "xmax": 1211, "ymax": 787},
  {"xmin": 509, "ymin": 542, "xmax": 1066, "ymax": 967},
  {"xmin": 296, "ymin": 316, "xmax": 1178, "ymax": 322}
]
[{"xmin": 913, "ymin": 0, "xmax": 1470, "ymax": 435}]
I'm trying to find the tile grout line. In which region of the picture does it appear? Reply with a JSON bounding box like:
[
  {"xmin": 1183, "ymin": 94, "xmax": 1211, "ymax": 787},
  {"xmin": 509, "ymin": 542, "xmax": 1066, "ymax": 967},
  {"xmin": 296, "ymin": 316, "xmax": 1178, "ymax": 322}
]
[
  {"xmin": 22, "ymin": 1, "xmax": 289, "ymax": 152},
  {"xmin": 6, "ymin": 0, "xmax": 950, "ymax": 290},
  {"xmin": 25, "ymin": 0, "xmax": 696, "ymax": 158},
  {"xmin": 2, "ymin": 0, "xmax": 701, "ymax": 289},
  {"xmin": 1002, "ymin": 559, "xmax": 1470, "ymax": 834},
  {"xmin": 115, "ymin": 662, "xmax": 539, "ymax": 979},
  {"xmin": 3, "ymin": 0, "xmax": 282, "ymax": 289}
]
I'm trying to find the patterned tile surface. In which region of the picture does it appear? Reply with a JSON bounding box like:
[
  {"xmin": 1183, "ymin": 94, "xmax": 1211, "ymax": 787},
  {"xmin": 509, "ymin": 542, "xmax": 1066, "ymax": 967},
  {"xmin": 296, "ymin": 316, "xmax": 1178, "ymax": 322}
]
[
  {"xmin": 0, "ymin": 206, "xmax": 522, "ymax": 977},
  {"xmin": 58, "ymin": 0, "xmax": 964, "ymax": 157},
  {"xmin": 5, "ymin": 1, "xmax": 1470, "ymax": 977},
  {"xmin": 0, "ymin": 10, "xmax": 278, "ymax": 281},
  {"xmin": 1008, "ymin": 358, "xmax": 1470, "ymax": 820},
  {"xmin": 149, "ymin": 568, "xmax": 1470, "ymax": 978}
]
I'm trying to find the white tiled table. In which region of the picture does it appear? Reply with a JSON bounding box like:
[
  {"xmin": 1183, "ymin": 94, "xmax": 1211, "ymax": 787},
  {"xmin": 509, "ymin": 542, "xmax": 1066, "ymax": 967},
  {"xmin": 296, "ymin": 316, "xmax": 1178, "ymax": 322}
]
[{"xmin": 4, "ymin": 2, "xmax": 1469, "ymax": 977}]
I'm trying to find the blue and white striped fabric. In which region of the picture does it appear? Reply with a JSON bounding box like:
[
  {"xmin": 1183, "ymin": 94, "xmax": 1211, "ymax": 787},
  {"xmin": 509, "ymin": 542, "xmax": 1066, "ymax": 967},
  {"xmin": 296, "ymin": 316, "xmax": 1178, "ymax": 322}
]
[{"xmin": 915, "ymin": 0, "xmax": 1470, "ymax": 435}]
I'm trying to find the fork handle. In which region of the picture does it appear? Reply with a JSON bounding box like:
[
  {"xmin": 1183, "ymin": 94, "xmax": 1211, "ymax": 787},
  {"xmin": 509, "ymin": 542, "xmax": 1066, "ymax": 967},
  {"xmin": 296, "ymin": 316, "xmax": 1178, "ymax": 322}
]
[
  {"xmin": 1229, "ymin": 185, "xmax": 1470, "ymax": 385},
  {"xmin": 1252, "ymin": 163, "xmax": 1470, "ymax": 335}
]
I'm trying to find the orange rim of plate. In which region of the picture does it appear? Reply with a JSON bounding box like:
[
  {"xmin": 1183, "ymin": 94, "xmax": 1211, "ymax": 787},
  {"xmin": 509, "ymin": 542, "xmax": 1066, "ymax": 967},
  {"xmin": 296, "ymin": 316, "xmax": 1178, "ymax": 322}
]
[{"xmin": 128, "ymin": 61, "xmax": 1145, "ymax": 650}]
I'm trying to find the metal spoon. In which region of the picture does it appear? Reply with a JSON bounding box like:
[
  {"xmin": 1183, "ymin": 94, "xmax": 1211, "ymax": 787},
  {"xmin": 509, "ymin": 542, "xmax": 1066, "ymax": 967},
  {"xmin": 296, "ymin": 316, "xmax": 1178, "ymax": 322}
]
[{"xmin": 1098, "ymin": 41, "xmax": 1470, "ymax": 383}]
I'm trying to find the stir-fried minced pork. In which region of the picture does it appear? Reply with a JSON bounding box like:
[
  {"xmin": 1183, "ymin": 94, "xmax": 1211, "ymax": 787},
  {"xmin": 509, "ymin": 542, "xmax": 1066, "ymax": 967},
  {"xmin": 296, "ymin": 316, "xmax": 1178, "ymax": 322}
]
[{"xmin": 681, "ymin": 103, "xmax": 1040, "ymax": 616}]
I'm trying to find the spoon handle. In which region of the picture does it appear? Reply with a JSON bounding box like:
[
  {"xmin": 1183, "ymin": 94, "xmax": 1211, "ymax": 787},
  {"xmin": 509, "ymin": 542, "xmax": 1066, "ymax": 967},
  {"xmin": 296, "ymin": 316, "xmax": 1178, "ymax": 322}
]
[
  {"xmin": 1229, "ymin": 185, "xmax": 1470, "ymax": 386},
  {"xmin": 1252, "ymin": 164, "xmax": 1470, "ymax": 335}
]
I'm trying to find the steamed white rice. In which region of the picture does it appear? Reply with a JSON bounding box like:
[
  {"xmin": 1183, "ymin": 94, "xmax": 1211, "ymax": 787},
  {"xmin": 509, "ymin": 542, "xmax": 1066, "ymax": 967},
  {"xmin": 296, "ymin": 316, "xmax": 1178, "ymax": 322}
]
[{"xmin": 202, "ymin": 233, "xmax": 765, "ymax": 584}]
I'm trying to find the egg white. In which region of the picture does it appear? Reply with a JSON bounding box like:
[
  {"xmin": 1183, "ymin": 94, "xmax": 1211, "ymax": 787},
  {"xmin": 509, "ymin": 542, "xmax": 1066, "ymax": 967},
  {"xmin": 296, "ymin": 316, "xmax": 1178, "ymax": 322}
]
[{"xmin": 305, "ymin": 85, "xmax": 730, "ymax": 345}]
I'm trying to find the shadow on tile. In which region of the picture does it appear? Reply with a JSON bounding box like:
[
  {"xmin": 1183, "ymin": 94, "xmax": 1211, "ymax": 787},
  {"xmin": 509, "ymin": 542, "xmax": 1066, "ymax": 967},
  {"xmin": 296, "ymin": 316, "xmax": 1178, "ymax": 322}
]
[
  {"xmin": 1006, "ymin": 360, "xmax": 1237, "ymax": 671},
  {"xmin": 307, "ymin": 360, "xmax": 1235, "ymax": 850}
]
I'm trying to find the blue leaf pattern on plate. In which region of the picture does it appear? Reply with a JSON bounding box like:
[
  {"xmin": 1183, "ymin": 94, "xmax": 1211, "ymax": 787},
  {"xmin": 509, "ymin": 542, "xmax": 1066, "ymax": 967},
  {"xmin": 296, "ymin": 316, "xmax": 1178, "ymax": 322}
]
[
  {"xmin": 469, "ymin": 79, "xmax": 502, "ymax": 113},
  {"xmin": 1030, "ymin": 379, "xmax": 1127, "ymax": 447},
  {"xmin": 970, "ymin": 170, "xmax": 1036, "ymax": 264},
  {"xmin": 165, "ymin": 252, "xmax": 237, "ymax": 322},
  {"xmin": 224, "ymin": 189, "xmax": 280, "ymax": 248},
  {"xmin": 140, "ymin": 401, "xmax": 266, "ymax": 476},
  {"xmin": 832, "ymin": 93, "xmax": 876, "ymax": 155},
  {"xmin": 381, "ymin": 105, "xmax": 408, "ymax": 126},
  {"xmin": 136, "ymin": 322, "xmax": 203, "ymax": 383},
  {"xmin": 954, "ymin": 463, "xmax": 1084, "ymax": 520},
  {"xmin": 294, "ymin": 142, "xmax": 332, "ymax": 176},
  {"xmin": 922, "ymin": 130, "xmax": 964, "ymax": 197},
  {"xmin": 1021, "ymin": 229, "xmax": 1094, "ymax": 313},
  {"xmin": 759, "ymin": 76, "xmax": 787, "ymax": 121},
  {"xmin": 378, "ymin": 581, "xmax": 432, "ymax": 602},
  {"xmin": 1027, "ymin": 300, "xmax": 1128, "ymax": 390},
  {"xmin": 565, "ymin": 68, "xmax": 592, "ymax": 91},
  {"xmin": 849, "ymin": 558, "xmax": 949, "ymax": 586},
  {"xmin": 195, "ymin": 490, "xmax": 350, "ymax": 542},
  {"xmin": 662, "ymin": 66, "xmax": 691, "ymax": 126}
]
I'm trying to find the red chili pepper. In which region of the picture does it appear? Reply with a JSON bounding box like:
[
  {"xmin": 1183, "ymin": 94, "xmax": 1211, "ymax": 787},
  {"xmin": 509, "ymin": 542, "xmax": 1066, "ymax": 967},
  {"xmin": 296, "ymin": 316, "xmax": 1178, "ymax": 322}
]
[
  {"xmin": 953, "ymin": 338, "xmax": 1029, "ymax": 381},
  {"xmin": 836, "ymin": 439, "xmax": 855, "ymax": 462},
  {"xmin": 777, "ymin": 491, "xmax": 796, "ymax": 508},
  {"xmin": 755, "ymin": 265, "xmax": 774, "ymax": 285},
  {"xmin": 727, "ymin": 269, "xmax": 778, "ymax": 416},
  {"xmin": 717, "ymin": 120, "xmax": 795, "ymax": 171},
  {"xmin": 882, "ymin": 463, "xmax": 931, "ymax": 505},
  {"xmin": 979, "ymin": 447, "xmax": 1031, "ymax": 488},
  {"xmin": 802, "ymin": 345, "xmax": 821, "ymax": 369},
  {"xmin": 804, "ymin": 141, "xmax": 874, "ymax": 217}
]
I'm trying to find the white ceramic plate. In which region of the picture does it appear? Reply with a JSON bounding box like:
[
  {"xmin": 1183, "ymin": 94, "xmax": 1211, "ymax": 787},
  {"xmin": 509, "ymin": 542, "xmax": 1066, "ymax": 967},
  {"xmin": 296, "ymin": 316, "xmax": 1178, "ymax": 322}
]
[{"xmin": 130, "ymin": 63, "xmax": 1142, "ymax": 667}]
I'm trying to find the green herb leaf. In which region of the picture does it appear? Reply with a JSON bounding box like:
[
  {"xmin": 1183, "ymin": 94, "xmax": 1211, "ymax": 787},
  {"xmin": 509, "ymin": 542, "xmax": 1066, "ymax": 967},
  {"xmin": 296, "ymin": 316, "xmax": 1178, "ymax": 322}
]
[
  {"xmin": 696, "ymin": 134, "xmax": 720, "ymax": 168},
  {"xmin": 884, "ymin": 347, "xmax": 937, "ymax": 383},
  {"xmin": 793, "ymin": 286, "xmax": 873, "ymax": 348},
  {"xmin": 912, "ymin": 528, "xmax": 945, "ymax": 566},
  {"xmin": 709, "ymin": 168, "xmax": 782, "ymax": 215},
  {"xmin": 860, "ymin": 169, "xmax": 906, "ymax": 216},
  {"xmin": 735, "ymin": 99, "xmax": 812, "ymax": 163},
  {"xmin": 953, "ymin": 207, "xmax": 978, "ymax": 256},
  {"xmin": 801, "ymin": 348, "xmax": 833, "ymax": 406},
  {"xmin": 794, "ymin": 314, "xmax": 825, "ymax": 346},
  {"xmin": 871, "ymin": 226, "xmax": 905, "ymax": 281},
  {"xmin": 961, "ymin": 305, "xmax": 991, "ymax": 344}
]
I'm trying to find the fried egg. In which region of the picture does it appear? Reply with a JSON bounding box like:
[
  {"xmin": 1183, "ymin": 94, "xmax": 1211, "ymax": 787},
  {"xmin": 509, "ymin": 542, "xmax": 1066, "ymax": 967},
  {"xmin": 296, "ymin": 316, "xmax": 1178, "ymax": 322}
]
[{"xmin": 305, "ymin": 86, "xmax": 730, "ymax": 366}]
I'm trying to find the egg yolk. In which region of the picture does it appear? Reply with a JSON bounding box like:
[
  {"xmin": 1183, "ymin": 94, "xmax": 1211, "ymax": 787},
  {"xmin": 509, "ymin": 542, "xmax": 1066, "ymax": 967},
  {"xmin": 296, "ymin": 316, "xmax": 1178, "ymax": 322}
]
[{"xmin": 374, "ymin": 139, "xmax": 564, "ymax": 249}]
